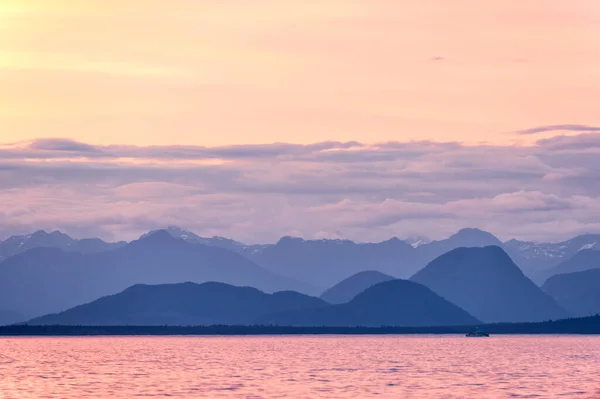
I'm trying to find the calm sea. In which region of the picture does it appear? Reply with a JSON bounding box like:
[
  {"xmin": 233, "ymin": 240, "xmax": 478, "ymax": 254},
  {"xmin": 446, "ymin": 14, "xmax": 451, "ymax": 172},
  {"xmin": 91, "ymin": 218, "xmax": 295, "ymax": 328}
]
[{"xmin": 1, "ymin": 335, "xmax": 599, "ymax": 398}]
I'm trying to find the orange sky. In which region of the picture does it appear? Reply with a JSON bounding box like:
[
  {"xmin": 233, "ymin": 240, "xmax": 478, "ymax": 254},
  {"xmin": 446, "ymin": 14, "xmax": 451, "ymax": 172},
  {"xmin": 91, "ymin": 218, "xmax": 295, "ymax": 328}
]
[{"xmin": 1, "ymin": 0, "xmax": 600, "ymax": 146}]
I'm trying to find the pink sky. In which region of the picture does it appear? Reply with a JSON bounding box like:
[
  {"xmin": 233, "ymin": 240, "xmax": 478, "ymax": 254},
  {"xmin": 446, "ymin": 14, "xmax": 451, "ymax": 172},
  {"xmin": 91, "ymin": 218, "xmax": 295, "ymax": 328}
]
[
  {"xmin": 1, "ymin": 1, "xmax": 600, "ymax": 242},
  {"xmin": 2, "ymin": 0, "xmax": 599, "ymax": 146}
]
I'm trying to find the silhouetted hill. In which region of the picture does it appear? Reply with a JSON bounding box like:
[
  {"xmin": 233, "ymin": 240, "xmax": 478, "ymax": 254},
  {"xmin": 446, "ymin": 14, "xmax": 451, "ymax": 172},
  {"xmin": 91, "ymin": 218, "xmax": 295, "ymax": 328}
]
[
  {"xmin": 260, "ymin": 279, "xmax": 479, "ymax": 327},
  {"xmin": 0, "ymin": 231, "xmax": 315, "ymax": 319},
  {"xmin": 543, "ymin": 269, "xmax": 600, "ymax": 317},
  {"xmin": 321, "ymin": 271, "xmax": 396, "ymax": 304},
  {"xmin": 411, "ymin": 246, "xmax": 568, "ymax": 323},
  {"xmin": 541, "ymin": 249, "xmax": 600, "ymax": 281},
  {"xmin": 0, "ymin": 230, "xmax": 125, "ymax": 261},
  {"xmin": 28, "ymin": 282, "xmax": 328, "ymax": 326}
]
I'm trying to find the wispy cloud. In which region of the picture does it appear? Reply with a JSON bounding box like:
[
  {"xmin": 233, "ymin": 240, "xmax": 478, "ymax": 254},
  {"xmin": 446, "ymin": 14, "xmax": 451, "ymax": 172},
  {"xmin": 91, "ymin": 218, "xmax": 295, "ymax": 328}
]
[
  {"xmin": 516, "ymin": 124, "xmax": 600, "ymax": 135},
  {"xmin": 28, "ymin": 138, "xmax": 104, "ymax": 153}
]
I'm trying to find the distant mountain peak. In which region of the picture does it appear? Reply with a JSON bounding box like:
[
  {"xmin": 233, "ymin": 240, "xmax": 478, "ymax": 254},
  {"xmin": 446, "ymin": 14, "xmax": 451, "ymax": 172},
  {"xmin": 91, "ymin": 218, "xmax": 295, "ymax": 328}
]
[
  {"xmin": 403, "ymin": 236, "xmax": 431, "ymax": 248},
  {"xmin": 437, "ymin": 245, "xmax": 514, "ymax": 266},
  {"xmin": 136, "ymin": 229, "xmax": 182, "ymax": 245},
  {"xmin": 411, "ymin": 245, "xmax": 568, "ymax": 323},
  {"xmin": 276, "ymin": 236, "xmax": 305, "ymax": 245},
  {"xmin": 444, "ymin": 228, "xmax": 503, "ymax": 248},
  {"xmin": 141, "ymin": 226, "xmax": 199, "ymax": 241},
  {"xmin": 452, "ymin": 227, "xmax": 496, "ymax": 238}
]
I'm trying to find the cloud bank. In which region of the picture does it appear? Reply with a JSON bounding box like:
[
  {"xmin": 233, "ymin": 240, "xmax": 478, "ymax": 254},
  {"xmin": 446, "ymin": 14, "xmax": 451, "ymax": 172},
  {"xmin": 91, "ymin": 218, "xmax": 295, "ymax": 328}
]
[{"xmin": 1, "ymin": 134, "xmax": 600, "ymax": 243}]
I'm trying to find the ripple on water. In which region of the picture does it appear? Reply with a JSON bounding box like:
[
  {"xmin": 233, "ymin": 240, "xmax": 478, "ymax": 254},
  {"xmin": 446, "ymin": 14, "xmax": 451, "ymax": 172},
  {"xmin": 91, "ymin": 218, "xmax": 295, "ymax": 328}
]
[{"xmin": 0, "ymin": 335, "xmax": 599, "ymax": 398}]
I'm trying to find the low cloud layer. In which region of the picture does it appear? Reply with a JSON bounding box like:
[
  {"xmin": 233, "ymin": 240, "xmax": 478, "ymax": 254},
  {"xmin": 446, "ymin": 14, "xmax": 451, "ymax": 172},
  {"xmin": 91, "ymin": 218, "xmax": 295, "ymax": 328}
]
[{"xmin": 1, "ymin": 134, "xmax": 600, "ymax": 243}]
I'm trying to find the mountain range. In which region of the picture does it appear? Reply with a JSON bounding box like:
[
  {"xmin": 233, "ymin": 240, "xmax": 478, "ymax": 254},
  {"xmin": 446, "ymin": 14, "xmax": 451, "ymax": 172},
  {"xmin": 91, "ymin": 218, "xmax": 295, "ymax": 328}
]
[
  {"xmin": 0, "ymin": 230, "xmax": 312, "ymax": 320},
  {"xmin": 539, "ymin": 249, "xmax": 600, "ymax": 282},
  {"xmin": 28, "ymin": 282, "xmax": 328, "ymax": 326},
  {"xmin": 1, "ymin": 227, "xmax": 599, "ymax": 325},
  {"xmin": 28, "ymin": 280, "xmax": 480, "ymax": 327},
  {"xmin": 261, "ymin": 279, "xmax": 480, "ymax": 327},
  {"xmin": 22, "ymin": 246, "xmax": 578, "ymax": 327},
  {"xmin": 2, "ymin": 227, "xmax": 599, "ymax": 285},
  {"xmin": 0, "ymin": 230, "xmax": 126, "ymax": 262},
  {"xmin": 141, "ymin": 227, "xmax": 267, "ymax": 257},
  {"xmin": 505, "ymin": 235, "xmax": 600, "ymax": 275}
]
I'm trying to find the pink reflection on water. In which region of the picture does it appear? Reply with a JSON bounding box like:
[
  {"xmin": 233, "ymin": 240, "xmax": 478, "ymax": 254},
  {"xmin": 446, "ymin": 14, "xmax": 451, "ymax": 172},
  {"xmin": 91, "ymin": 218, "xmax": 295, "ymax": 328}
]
[{"xmin": 1, "ymin": 335, "xmax": 599, "ymax": 398}]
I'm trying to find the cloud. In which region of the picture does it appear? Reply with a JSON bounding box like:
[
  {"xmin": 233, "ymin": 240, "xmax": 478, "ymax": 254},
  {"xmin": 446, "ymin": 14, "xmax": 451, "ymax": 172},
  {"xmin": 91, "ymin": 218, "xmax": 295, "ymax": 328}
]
[
  {"xmin": 28, "ymin": 138, "xmax": 104, "ymax": 153},
  {"xmin": 536, "ymin": 133, "xmax": 600, "ymax": 151},
  {"xmin": 516, "ymin": 124, "xmax": 600, "ymax": 135},
  {"xmin": 0, "ymin": 139, "xmax": 365, "ymax": 162},
  {"xmin": 1, "ymin": 134, "xmax": 600, "ymax": 243}
]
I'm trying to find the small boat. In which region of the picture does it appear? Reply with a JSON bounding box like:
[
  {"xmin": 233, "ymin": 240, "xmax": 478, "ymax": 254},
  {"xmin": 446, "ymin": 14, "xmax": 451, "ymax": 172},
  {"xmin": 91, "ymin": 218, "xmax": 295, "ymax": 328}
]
[{"xmin": 465, "ymin": 327, "xmax": 489, "ymax": 337}]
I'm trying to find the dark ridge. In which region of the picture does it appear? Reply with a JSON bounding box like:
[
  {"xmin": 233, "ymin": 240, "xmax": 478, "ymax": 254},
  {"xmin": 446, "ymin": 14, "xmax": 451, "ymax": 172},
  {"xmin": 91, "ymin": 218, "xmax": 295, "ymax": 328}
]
[
  {"xmin": 26, "ymin": 282, "xmax": 328, "ymax": 326},
  {"xmin": 0, "ymin": 237, "xmax": 315, "ymax": 320},
  {"xmin": 260, "ymin": 279, "xmax": 480, "ymax": 327},
  {"xmin": 3, "ymin": 315, "xmax": 600, "ymax": 336}
]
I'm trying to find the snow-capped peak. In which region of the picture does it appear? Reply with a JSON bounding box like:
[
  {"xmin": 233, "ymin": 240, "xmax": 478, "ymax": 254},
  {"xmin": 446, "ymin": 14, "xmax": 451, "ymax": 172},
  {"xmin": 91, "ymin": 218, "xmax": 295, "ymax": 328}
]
[
  {"xmin": 404, "ymin": 236, "xmax": 432, "ymax": 248},
  {"xmin": 579, "ymin": 242, "xmax": 598, "ymax": 251}
]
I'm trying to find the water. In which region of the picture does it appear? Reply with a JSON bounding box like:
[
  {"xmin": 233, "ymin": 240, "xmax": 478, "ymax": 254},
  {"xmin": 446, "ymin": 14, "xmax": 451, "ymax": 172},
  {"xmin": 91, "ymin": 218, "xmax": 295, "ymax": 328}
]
[{"xmin": 1, "ymin": 335, "xmax": 599, "ymax": 398}]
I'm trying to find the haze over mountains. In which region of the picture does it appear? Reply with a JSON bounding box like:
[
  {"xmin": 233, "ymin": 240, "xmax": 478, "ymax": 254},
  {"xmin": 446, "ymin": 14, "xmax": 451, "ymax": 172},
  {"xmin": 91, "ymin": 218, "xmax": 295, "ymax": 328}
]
[
  {"xmin": 543, "ymin": 269, "xmax": 600, "ymax": 317},
  {"xmin": 411, "ymin": 246, "xmax": 568, "ymax": 323},
  {"xmin": 134, "ymin": 227, "xmax": 600, "ymax": 287},
  {"xmin": 320, "ymin": 271, "xmax": 397, "ymax": 304},
  {"xmin": 0, "ymin": 309, "xmax": 22, "ymax": 326},
  {"xmin": 0, "ymin": 230, "xmax": 126, "ymax": 262},
  {"xmin": 29, "ymin": 280, "xmax": 480, "ymax": 328},
  {"xmin": 261, "ymin": 279, "xmax": 480, "ymax": 327},
  {"xmin": 1, "ymin": 226, "xmax": 599, "ymax": 326},
  {"xmin": 540, "ymin": 250, "xmax": 600, "ymax": 282},
  {"xmin": 0, "ymin": 231, "xmax": 311, "ymax": 320},
  {"xmin": 29, "ymin": 282, "xmax": 328, "ymax": 326},
  {"xmin": 2, "ymin": 227, "xmax": 598, "ymax": 284},
  {"xmin": 141, "ymin": 227, "xmax": 267, "ymax": 258}
]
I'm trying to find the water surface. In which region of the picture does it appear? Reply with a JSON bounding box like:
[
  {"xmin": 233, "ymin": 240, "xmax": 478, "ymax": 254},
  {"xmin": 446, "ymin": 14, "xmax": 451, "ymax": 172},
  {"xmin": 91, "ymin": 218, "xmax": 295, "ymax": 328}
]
[{"xmin": 1, "ymin": 335, "xmax": 599, "ymax": 398}]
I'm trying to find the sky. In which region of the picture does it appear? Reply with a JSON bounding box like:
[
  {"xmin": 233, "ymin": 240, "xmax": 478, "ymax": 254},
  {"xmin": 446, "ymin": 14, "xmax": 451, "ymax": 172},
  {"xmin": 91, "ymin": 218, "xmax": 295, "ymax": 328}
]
[{"xmin": 1, "ymin": 1, "xmax": 600, "ymax": 243}]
